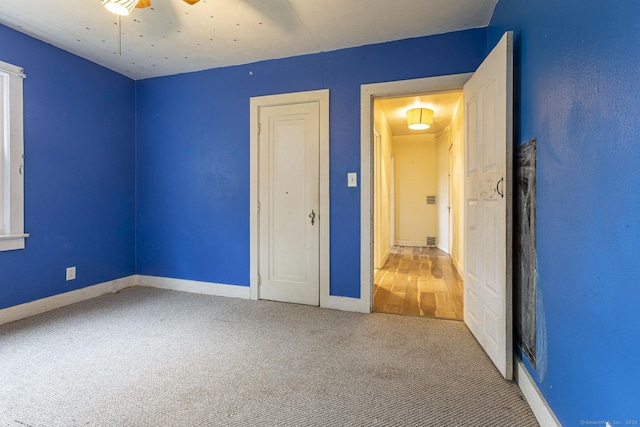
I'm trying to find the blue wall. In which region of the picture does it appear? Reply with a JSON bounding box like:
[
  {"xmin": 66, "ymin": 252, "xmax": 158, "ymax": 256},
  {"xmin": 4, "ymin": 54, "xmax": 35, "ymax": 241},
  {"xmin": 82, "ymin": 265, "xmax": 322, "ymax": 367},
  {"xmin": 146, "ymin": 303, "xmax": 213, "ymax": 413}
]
[
  {"xmin": 4, "ymin": 1, "xmax": 640, "ymax": 418},
  {"xmin": 0, "ymin": 25, "xmax": 136, "ymax": 309},
  {"xmin": 135, "ymin": 29, "xmax": 487, "ymax": 296},
  {"xmin": 490, "ymin": 0, "xmax": 640, "ymax": 423}
]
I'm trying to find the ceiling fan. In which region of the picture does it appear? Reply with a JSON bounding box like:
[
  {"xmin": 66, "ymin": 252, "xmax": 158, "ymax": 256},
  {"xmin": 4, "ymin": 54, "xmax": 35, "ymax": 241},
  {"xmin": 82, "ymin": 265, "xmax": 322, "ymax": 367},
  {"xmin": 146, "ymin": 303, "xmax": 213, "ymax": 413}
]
[{"xmin": 102, "ymin": 0, "xmax": 200, "ymax": 16}]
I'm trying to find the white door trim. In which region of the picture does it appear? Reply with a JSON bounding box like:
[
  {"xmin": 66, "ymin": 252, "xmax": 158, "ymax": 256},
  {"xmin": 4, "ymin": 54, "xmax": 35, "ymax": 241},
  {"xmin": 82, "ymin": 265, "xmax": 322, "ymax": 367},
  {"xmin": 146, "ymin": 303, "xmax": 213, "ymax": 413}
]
[
  {"xmin": 250, "ymin": 89, "xmax": 330, "ymax": 307},
  {"xmin": 360, "ymin": 74, "xmax": 473, "ymax": 313},
  {"xmin": 373, "ymin": 127, "xmax": 382, "ymax": 270},
  {"xmin": 390, "ymin": 154, "xmax": 395, "ymax": 249}
]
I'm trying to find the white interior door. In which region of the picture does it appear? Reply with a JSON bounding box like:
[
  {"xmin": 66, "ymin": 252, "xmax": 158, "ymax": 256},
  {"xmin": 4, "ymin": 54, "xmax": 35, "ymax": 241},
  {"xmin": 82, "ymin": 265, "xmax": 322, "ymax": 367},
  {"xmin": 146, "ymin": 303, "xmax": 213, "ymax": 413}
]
[
  {"xmin": 258, "ymin": 102, "xmax": 320, "ymax": 306},
  {"xmin": 463, "ymin": 32, "xmax": 513, "ymax": 379}
]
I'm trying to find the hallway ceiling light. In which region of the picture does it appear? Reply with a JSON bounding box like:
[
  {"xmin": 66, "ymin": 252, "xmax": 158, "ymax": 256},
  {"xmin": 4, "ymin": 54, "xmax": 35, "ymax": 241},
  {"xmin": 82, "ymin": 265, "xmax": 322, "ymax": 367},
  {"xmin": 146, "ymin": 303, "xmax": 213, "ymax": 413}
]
[
  {"xmin": 406, "ymin": 108, "xmax": 434, "ymax": 130},
  {"xmin": 102, "ymin": 0, "xmax": 139, "ymax": 16}
]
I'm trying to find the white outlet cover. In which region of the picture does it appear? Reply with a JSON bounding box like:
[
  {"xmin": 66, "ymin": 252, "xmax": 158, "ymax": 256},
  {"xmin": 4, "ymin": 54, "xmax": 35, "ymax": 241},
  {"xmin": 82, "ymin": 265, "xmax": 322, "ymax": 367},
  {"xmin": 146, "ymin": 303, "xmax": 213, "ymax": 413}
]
[{"xmin": 66, "ymin": 266, "xmax": 76, "ymax": 281}]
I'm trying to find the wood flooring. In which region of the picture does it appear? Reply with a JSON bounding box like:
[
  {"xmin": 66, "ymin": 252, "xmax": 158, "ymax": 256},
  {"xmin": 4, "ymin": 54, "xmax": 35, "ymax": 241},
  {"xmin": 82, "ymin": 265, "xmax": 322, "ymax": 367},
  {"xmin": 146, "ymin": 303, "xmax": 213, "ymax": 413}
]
[{"xmin": 374, "ymin": 246, "xmax": 464, "ymax": 320}]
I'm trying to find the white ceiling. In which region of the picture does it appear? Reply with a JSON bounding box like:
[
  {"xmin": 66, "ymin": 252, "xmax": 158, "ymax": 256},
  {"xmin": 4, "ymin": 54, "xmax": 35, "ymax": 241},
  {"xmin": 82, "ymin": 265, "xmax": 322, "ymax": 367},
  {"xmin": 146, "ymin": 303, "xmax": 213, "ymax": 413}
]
[
  {"xmin": 377, "ymin": 91, "xmax": 463, "ymax": 136},
  {"xmin": 0, "ymin": 0, "xmax": 497, "ymax": 80}
]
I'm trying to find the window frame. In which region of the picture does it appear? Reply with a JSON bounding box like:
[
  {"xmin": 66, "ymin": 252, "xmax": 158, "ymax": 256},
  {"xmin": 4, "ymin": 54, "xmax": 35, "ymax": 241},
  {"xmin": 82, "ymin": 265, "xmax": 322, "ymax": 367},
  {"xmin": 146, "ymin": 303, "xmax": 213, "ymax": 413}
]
[{"xmin": 0, "ymin": 59, "xmax": 27, "ymax": 252}]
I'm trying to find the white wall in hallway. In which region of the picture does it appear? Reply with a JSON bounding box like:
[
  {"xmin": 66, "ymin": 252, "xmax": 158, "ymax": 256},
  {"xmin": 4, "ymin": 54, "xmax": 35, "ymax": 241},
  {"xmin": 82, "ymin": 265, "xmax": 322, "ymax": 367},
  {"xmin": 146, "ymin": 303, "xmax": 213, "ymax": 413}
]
[
  {"xmin": 393, "ymin": 134, "xmax": 437, "ymax": 246},
  {"xmin": 436, "ymin": 129, "xmax": 450, "ymax": 253},
  {"xmin": 450, "ymin": 97, "xmax": 465, "ymax": 275},
  {"xmin": 373, "ymin": 101, "xmax": 394, "ymax": 268}
]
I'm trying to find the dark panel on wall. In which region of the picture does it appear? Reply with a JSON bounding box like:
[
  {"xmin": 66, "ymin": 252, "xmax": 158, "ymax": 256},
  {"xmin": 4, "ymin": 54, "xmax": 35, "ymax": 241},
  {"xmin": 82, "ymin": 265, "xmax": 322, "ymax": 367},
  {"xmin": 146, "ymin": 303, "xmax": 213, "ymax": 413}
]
[{"xmin": 515, "ymin": 138, "xmax": 536, "ymax": 366}]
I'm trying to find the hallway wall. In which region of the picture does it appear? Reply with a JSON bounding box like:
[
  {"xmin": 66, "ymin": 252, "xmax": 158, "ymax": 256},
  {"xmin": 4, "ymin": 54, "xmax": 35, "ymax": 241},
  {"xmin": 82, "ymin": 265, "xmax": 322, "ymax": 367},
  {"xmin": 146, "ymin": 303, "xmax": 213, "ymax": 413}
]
[
  {"xmin": 449, "ymin": 98, "xmax": 464, "ymax": 275},
  {"xmin": 373, "ymin": 101, "xmax": 393, "ymax": 269},
  {"xmin": 435, "ymin": 129, "xmax": 450, "ymax": 253},
  {"xmin": 392, "ymin": 134, "xmax": 437, "ymax": 246}
]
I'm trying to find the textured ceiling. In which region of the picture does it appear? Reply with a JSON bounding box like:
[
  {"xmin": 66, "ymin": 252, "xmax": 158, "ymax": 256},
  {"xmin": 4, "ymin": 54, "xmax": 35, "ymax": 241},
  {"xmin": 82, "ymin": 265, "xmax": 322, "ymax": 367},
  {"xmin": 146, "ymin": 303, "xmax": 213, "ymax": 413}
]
[
  {"xmin": 0, "ymin": 0, "xmax": 498, "ymax": 80},
  {"xmin": 377, "ymin": 91, "xmax": 463, "ymax": 136}
]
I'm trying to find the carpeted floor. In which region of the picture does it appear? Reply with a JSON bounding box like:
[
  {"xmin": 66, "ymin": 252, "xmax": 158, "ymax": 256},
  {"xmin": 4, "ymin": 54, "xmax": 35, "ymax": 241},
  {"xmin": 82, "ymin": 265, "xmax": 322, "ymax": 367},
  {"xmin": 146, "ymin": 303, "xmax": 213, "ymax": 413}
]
[{"xmin": 0, "ymin": 287, "xmax": 538, "ymax": 426}]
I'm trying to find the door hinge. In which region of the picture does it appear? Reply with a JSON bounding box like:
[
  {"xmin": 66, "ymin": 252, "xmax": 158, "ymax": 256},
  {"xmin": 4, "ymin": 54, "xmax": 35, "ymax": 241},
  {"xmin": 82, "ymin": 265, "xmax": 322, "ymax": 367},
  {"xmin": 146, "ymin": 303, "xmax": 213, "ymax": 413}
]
[
  {"xmin": 257, "ymin": 123, "xmax": 261, "ymax": 134},
  {"xmin": 257, "ymin": 201, "xmax": 261, "ymax": 213},
  {"xmin": 257, "ymin": 274, "xmax": 261, "ymax": 286}
]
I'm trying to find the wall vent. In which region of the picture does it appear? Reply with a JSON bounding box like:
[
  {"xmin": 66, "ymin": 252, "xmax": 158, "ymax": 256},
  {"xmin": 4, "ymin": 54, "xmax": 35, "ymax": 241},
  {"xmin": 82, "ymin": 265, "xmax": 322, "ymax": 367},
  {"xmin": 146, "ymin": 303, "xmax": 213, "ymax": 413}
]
[
  {"xmin": 426, "ymin": 195, "xmax": 436, "ymax": 205},
  {"xmin": 426, "ymin": 237, "xmax": 436, "ymax": 247}
]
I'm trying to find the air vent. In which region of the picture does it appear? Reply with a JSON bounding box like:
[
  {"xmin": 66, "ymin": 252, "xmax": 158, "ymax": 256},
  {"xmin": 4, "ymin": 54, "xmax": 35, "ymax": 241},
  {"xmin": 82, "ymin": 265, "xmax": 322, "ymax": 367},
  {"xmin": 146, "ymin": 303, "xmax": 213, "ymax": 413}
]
[
  {"xmin": 426, "ymin": 195, "xmax": 436, "ymax": 205},
  {"xmin": 426, "ymin": 237, "xmax": 436, "ymax": 247}
]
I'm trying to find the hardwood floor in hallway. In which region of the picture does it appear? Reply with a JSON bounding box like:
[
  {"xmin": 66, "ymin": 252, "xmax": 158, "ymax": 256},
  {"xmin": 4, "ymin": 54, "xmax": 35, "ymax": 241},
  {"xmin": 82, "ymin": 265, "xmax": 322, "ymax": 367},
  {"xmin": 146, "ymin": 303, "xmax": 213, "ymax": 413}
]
[{"xmin": 374, "ymin": 246, "xmax": 464, "ymax": 320}]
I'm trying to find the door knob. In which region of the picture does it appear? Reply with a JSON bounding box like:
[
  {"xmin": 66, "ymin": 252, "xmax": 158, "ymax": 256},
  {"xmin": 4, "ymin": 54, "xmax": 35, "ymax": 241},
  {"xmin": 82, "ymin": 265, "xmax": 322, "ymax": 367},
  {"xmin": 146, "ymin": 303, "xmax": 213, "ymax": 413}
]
[{"xmin": 309, "ymin": 210, "xmax": 316, "ymax": 225}]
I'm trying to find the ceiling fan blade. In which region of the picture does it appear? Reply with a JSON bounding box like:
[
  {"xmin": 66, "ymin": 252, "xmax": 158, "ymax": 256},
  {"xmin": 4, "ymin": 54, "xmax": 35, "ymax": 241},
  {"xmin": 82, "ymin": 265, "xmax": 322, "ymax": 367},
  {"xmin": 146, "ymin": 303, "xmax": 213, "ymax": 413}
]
[
  {"xmin": 136, "ymin": 0, "xmax": 151, "ymax": 8},
  {"xmin": 183, "ymin": 0, "xmax": 200, "ymax": 4}
]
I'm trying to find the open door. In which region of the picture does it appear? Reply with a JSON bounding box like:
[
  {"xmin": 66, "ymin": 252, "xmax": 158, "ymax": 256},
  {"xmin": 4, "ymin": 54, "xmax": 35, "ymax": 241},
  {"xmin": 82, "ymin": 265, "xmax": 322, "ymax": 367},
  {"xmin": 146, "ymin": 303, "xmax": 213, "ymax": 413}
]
[{"xmin": 463, "ymin": 32, "xmax": 514, "ymax": 379}]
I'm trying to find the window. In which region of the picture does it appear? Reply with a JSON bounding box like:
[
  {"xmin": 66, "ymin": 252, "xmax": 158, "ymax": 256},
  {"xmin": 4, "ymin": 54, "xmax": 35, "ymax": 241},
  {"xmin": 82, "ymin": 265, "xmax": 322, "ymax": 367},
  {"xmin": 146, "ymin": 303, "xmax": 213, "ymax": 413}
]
[{"xmin": 0, "ymin": 59, "xmax": 27, "ymax": 252}]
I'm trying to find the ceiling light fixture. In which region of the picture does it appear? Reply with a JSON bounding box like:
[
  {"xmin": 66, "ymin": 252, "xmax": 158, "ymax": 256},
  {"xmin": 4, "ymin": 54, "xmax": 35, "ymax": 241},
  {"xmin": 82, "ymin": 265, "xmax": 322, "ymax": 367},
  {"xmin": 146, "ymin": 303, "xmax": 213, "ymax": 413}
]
[
  {"xmin": 406, "ymin": 108, "xmax": 434, "ymax": 130},
  {"xmin": 102, "ymin": 0, "xmax": 140, "ymax": 16}
]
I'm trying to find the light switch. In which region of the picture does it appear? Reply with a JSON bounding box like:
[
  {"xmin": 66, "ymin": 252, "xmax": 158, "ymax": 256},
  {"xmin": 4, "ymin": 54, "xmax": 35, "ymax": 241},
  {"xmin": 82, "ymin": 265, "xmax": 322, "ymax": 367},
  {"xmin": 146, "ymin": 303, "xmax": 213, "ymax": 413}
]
[{"xmin": 348, "ymin": 172, "xmax": 357, "ymax": 187}]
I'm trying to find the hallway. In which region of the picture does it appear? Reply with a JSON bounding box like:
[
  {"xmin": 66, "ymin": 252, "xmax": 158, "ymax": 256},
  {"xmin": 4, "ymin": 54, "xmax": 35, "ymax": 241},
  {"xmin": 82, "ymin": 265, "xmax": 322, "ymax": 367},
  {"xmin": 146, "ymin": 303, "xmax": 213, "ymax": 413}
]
[{"xmin": 374, "ymin": 246, "xmax": 463, "ymax": 320}]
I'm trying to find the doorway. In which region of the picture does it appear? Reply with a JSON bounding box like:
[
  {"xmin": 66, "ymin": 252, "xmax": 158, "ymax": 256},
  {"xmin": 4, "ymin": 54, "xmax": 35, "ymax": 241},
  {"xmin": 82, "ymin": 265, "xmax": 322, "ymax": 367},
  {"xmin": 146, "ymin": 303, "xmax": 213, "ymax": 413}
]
[
  {"xmin": 359, "ymin": 73, "xmax": 472, "ymax": 313},
  {"xmin": 361, "ymin": 32, "xmax": 514, "ymax": 380},
  {"xmin": 371, "ymin": 91, "xmax": 465, "ymax": 320}
]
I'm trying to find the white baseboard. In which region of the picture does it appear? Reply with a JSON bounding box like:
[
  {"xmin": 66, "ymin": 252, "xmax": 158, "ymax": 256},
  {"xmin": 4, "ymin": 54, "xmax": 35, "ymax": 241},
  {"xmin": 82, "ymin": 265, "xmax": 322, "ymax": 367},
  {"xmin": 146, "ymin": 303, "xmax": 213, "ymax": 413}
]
[
  {"xmin": 395, "ymin": 239, "xmax": 428, "ymax": 247},
  {"xmin": 382, "ymin": 248, "xmax": 390, "ymax": 267},
  {"xmin": 0, "ymin": 274, "xmax": 366, "ymax": 326},
  {"xmin": 137, "ymin": 275, "xmax": 251, "ymax": 299},
  {"xmin": 452, "ymin": 256, "xmax": 463, "ymax": 277},
  {"xmin": 373, "ymin": 249, "xmax": 391, "ymax": 271},
  {"xmin": 0, "ymin": 275, "xmax": 136, "ymax": 326},
  {"xmin": 515, "ymin": 357, "xmax": 561, "ymax": 427},
  {"xmin": 322, "ymin": 294, "xmax": 370, "ymax": 313},
  {"xmin": 437, "ymin": 244, "xmax": 449, "ymax": 253}
]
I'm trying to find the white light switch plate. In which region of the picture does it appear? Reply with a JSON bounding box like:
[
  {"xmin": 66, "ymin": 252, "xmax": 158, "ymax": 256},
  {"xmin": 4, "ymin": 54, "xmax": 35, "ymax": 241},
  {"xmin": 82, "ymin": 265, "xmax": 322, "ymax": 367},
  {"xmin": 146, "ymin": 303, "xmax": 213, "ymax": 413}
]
[{"xmin": 348, "ymin": 172, "xmax": 357, "ymax": 187}]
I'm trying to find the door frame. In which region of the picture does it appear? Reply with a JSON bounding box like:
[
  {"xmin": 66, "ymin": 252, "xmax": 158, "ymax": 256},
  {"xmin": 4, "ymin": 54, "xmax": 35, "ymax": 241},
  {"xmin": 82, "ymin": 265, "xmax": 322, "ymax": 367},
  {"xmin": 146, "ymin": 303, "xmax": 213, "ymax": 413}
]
[
  {"xmin": 373, "ymin": 127, "xmax": 382, "ymax": 270},
  {"xmin": 250, "ymin": 89, "xmax": 330, "ymax": 305},
  {"xmin": 390, "ymin": 153, "xmax": 395, "ymax": 248},
  {"xmin": 360, "ymin": 74, "xmax": 472, "ymax": 313}
]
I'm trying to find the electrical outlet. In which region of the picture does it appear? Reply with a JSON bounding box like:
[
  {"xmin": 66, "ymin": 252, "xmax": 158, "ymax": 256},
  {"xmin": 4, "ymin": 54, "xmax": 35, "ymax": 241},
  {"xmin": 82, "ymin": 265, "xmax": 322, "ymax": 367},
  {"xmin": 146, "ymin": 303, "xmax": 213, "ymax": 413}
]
[{"xmin": 66, "ymin": 266, "xmax": 76, "ymax": 281}]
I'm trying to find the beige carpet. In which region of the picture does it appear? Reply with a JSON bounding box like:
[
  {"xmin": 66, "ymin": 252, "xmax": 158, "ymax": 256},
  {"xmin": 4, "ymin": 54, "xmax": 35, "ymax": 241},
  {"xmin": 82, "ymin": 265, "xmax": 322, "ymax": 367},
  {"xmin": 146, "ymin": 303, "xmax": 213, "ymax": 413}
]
[{"xmin": 0, "ymin": 287, "xmax": 538, "ymax": 426}]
